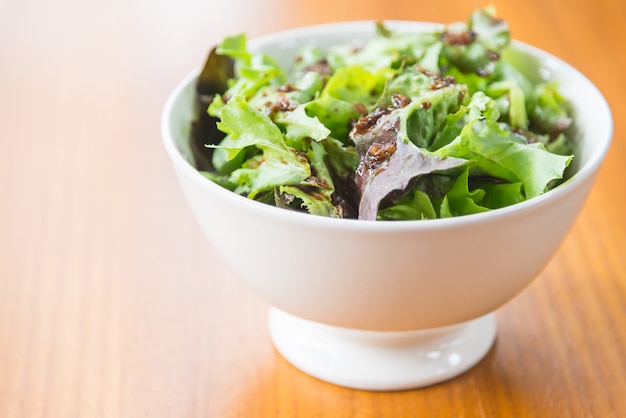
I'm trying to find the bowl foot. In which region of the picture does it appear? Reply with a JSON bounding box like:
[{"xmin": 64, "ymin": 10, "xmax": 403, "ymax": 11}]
[{"xmin": 268, "ymin": 308, "xmax": 497, "ymax": 391}]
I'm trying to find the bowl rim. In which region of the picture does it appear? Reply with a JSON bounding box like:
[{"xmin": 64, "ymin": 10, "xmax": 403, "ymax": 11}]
[{"xmin": 161, "ymin": 20, "xmax": 613, "ymax": 232}]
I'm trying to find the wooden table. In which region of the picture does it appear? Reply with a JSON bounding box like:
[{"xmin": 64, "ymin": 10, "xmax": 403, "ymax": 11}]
[{"xmin": 1, "ymin": 0, "xmax": 624, "ymax": 416}]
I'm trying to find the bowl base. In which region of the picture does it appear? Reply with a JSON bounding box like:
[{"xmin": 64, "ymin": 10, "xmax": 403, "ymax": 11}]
[{"xmin": 268, "ymin": 308, "xmax": 497, "ymax": 391}]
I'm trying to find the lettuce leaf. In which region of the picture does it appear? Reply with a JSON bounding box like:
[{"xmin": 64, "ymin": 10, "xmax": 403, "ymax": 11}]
[
  {"xmin": 208, "ymin": 34, "xmax": 286, "ymax": 116},
  {"xmin": 305, "ymin": 66, "xmax": 388, "ymax": 142},
  {"xmin": 435, "ymin": 93, "xmax": 572, "ymax": 198},
  {"xmin": 439, "ymin": 6, "xmax": 510, "ymax": 76},
  {"xmin": 214, "ymin": 96, "xmax": 311, "ymax": 198},
  {"xmin": 378, "ymin": 189, "xmax": 437, "ymax": 220},
  {"xmin": 529, "ymin": 82, "xmax": 573, "ymax": 135},
  {"xmin": 439, "ymin": 167, "xmax": 490, "ymax": 217},
  {"xmin": 277, "ymin": 141, "xmax": 342, "ymax": 217},
  {"xmin": 273, "ymin": 105, "xmax": 331, "ymax": 146},
  {"xmin": 327, "ymin": 28, "xmax": 440, "ymax": 72},
  {"xmin": 351, "ymin": 110, "xmax": 467, "ymax": 220}
]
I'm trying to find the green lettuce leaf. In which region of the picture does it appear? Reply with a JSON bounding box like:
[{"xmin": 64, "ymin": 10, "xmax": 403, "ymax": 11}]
[
  {"xmin": 273, "ymin": 105, "xmax": 331, "ymax": 147},
  {"xmin": 215, "ymin": 96, "xmax": 311, "ymax": 198},
  {"xmin": 486, "ymin": 79, "xmax": 529, "ymax": 129},
  {"xmin": 435, "ymin": 93, "xmax": 572, "ymax": 198},
  {"xmin": 327, "ymin": 28, "xmax": 440, "ymax": 71},
  {"xmin": 439, "ymin": 167, "xmax": 489, "ymax": 217},
  {"xmin": 305, "ymin": 66, "xmax": 387, "ymax": 142},
  {"xmin": 439, "ymin": 7, "xmax": 510, "ymax": 75},
  {"xmin": 397, "ymin": 81, "xmax": 468, "ymax": 150},
  {"xmin": 529, "ymin": 82, "xmax": 573, "ymax": 135},
  {"xmin": 277, "ymin": 141, "xmax": 342, "ymax": 217},
  {"xmin": 471, "ymin": 179, "xmax": 524, "ymax": 209},
  {"xmin": 209, "ymin": 34, "xmax": 286, "ymax": 110},
  {"xmin": 378, "ymin": 189, "xmax": 437, "ymax": 220}
]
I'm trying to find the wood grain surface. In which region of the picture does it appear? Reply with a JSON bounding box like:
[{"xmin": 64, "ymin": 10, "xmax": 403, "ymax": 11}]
[{"xmin": 1, "ymin": 0, "xmax": 624, "ymax": 416}]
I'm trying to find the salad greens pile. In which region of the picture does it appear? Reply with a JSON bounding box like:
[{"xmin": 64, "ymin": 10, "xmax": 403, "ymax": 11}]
[{"xmin": 190, "ymin": 7, "xmax": 574, "ymax": 220}]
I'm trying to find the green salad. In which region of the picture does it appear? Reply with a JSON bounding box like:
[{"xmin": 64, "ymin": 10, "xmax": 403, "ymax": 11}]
[{"xmin": 190, "ymin": 7, "xmax": 573, "ymax": 220}]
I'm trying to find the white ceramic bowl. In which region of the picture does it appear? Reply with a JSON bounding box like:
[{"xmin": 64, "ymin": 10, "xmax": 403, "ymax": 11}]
[{"xmin": 162, "ymin": 21, "xmax": 612, "ymax": 391}]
